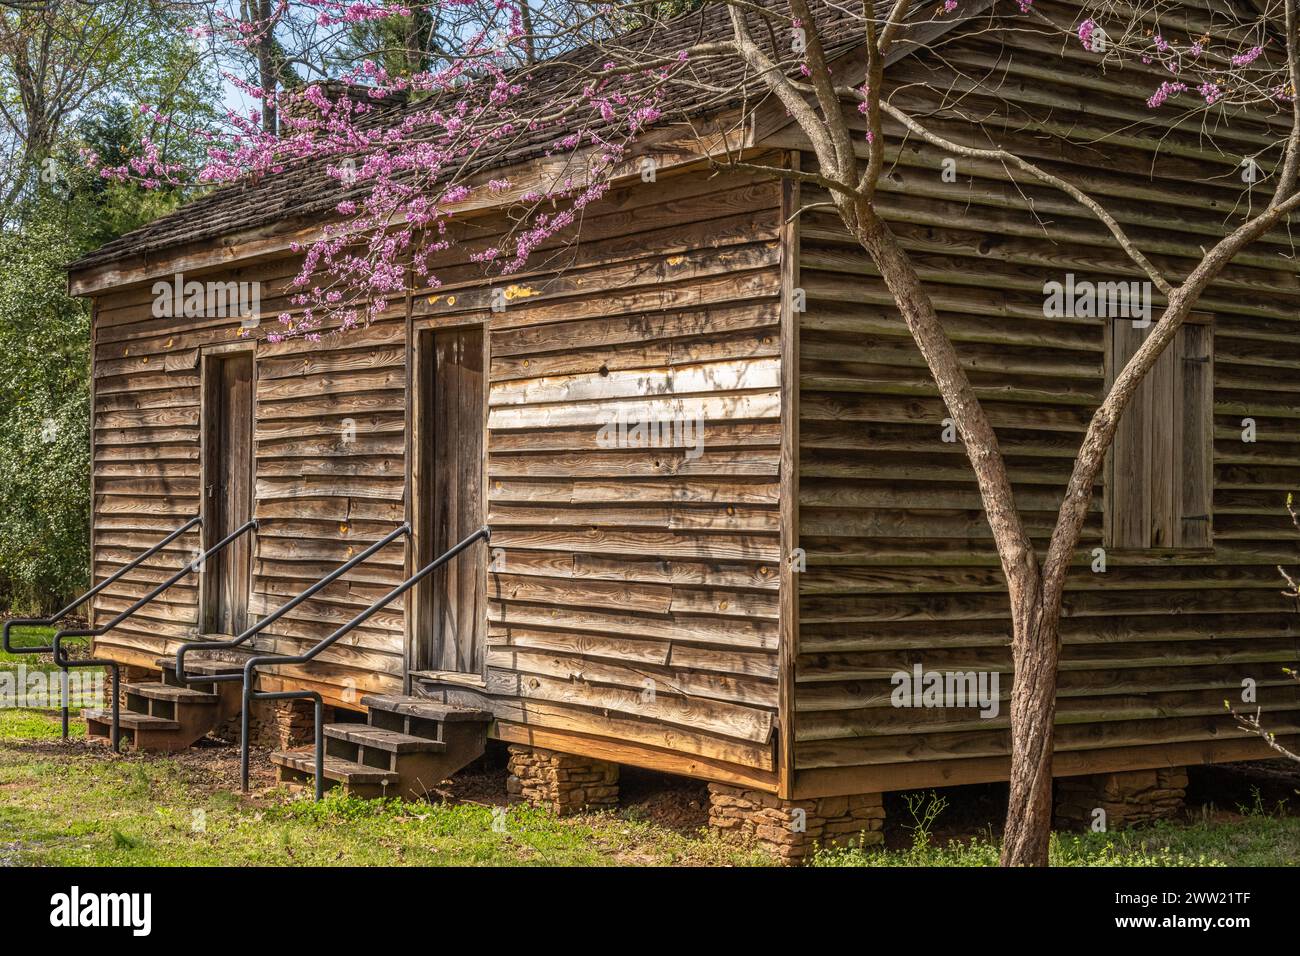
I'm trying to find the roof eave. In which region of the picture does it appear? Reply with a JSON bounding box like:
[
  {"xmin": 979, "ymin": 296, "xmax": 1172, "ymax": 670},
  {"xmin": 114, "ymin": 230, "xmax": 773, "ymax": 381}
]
[
  {"xmin": 70, "ymin": 0, "xmax": 998, "ymax": 298},
  {"xmin": 69, "ymin": 107, "xmax": 761, "ymax": 297}
]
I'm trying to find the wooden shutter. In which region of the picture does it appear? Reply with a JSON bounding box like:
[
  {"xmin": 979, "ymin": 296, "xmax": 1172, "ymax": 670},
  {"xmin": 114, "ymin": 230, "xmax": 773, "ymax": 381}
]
[
  {"xmin": 1105, "ymin": 314, "xmax": 1213, "ymax": 550},
  {"xmin": 1176, "ymin": 322, "xmax": 1214, "ymax": 547}
]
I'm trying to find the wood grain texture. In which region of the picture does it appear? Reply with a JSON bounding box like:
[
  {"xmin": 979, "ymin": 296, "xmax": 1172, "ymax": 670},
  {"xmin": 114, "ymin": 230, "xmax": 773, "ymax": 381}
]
[
  {"xmin": 790, "ymin": 0, "xmax": 1300, "ymax": 796},
  {"xmin": 81, "ymin": 0, "xmax": 1300, "ymax": 799},
  {"xmin": 87, "ymin": 166, "xmax": 786, "ymax": 784},
  {"xmin": 90, "ymin": 258, "xmax": 411, "ymax": 705},
  {"xmin": 415, "ymin": 168, "xmax": 786, "ymax": 774}
]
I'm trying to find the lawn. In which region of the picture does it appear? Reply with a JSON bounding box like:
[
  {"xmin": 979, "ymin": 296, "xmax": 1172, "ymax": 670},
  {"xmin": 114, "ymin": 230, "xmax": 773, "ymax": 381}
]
[
  {"xmin": 1, "ymin": 624, "xmax": 55, "ymax": 666},
  {"xmin": 0, "ymin": 624, "xmax": 87, "ymax": 668},
  {"xmin": 1, "ymin": 624, "xmax": 98, "ymax": 711},
  {"xmin": 813, "ymin": 814, "xmax": 1300, "ymax": 867},
  {"xmin": 0, "ymin": 707, "xmax": 1297, "ymax": 867},
  {"xmin": 0, "ymin": 709, "xmax": 770, "ymax": 866}
]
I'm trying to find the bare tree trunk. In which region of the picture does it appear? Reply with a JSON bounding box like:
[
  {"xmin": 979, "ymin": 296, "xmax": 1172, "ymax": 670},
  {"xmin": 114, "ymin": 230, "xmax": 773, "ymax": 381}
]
[
  {"xmin": 848, "ymin": 201, "xmax": 1067, "ymax": 865},
  {"xmin": 405, "ymin": 19, "xmax": 421, "ymax": 73},
  {"xmin": 1001, "ymin": 593, "xmax": 1059, "ymax": 865},
  {"xmin": 520, "ymin": 0, "xmax": 537, "ymax": 65},
  {"xmin": 255, "ymin": 0, "xmax": 276, "ymax": 134}
]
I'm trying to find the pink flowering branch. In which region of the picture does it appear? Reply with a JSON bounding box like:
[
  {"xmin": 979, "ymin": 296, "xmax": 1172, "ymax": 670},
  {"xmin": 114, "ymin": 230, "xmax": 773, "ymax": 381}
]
[
  {"xmin": 92, "ymin": 1, "xmax": 681, "ymax": 340},
  {"xmin": 1062, "ymin": 2, "xmax": 1292, "ymax": 112}
]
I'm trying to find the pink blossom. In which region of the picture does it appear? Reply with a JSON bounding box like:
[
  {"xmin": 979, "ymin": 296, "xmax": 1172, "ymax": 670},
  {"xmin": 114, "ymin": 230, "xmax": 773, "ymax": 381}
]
[
  {"xmin": 82, "ymin": 5, "xmax": 692, "ymax": 338},
  {"xmin": 1147, "ymin": 81, "xmax": 1186, "ymax": 109},
  {"xmin": 1077, "ymin": 19, "xmax": 1097, "ymax": 51},
  {"xmin": 1232, "ymin": 46, "xmax": 1263, "ymax": 68}
]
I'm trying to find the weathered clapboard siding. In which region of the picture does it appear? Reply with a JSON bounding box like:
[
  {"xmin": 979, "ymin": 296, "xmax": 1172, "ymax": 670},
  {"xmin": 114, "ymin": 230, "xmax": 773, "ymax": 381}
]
[
  {"xmin": 410, "ymin": 167, "xmax": 786, "ymax": 780},
  {"xmin": 789, "ymin": 0, "xmax": 1300, "ymax": 795},
  {"xmin": 85, "ymin": 164, "xmax": 787, "ymax": 785},
  {"xmin": 251, "ymin": 312, "xmax": 410, "ymax": 696},
  {"xmin": 89, "ymin": 257, "xmax": 410, "ymax": 702}
]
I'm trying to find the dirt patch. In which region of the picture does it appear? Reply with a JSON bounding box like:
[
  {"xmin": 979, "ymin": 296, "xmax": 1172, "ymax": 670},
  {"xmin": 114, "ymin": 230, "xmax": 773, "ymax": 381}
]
[
  {"xmin": 427, "ymin": 740, "xmax": 512, "ymax": 806},
  {"xmin": 1186, "ymin": 760, "xmax": 1300, "ymax": 817},
  {"xmin": 8, "ymin": 737, "xmax": 95, "ymax": 758},
  {"xmin": 881, "ymin": 781, "xmax": 1007, "ymax": 850},
  {"xmin": 617, "ymin": 767, "xmax": 710, "ymax": 834},
  {"xmin": 167, "ymin": 739, "xmax": 278, "ymax": 799}
]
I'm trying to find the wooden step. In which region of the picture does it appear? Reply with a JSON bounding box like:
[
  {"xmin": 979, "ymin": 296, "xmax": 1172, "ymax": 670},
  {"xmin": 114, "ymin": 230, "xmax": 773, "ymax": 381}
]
[
  {"xmin": 123, "ymin": 681, "xmax": 219, "ymax": 704},
  {"xmin": 324, "ymin": 723, "xmax": 446, "ymax": 754},
  {"xmin": 156, "ymin": 656, "xmax": 246, "ymax": 677},
  {"xmin": 82, "ymin": 709, "xmax": 180, "ymax": 731},
  {"xmin": 361, "ymin": 694, "xmax": 492, "ymax": 723},
  {"xmin": 270, "ymin": 750, "xmax": 401, "ymax": 785}
]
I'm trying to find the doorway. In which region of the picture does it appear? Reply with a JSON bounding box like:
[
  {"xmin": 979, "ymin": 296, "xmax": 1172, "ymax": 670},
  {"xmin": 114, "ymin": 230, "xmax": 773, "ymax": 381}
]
[
  {"xmin": 412, "ymin": 325, "xmax": 487, "ymax": 678},
  {"xmin": 201, "ymin": 350, "xmax": 255, "ymax": 635}
]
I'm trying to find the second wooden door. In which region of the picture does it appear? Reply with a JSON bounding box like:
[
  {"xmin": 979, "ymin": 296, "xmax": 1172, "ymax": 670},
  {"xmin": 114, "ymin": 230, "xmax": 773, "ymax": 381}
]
[{"xmin": 413, "ymin": 326, "xmax": 486, "ymax": 677}]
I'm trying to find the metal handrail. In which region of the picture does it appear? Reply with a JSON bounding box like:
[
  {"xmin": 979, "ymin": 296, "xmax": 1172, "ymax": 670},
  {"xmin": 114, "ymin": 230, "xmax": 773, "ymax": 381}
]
[
  {"xmin": 2, "ymin": 516, "xmax": 202, "ymax": 657},
  {"xmin": 240, "ymin": 525, "xmax": 490, "ymax": 798},
  {"xmin": 174, "ymin": 523, "xmax": 412, "ymax": 686},
  {"xmin": 2, "ymin": 515, "xmax": 203, "ymax": 748},
  {"xmin": 52, "ymin": 518, "xmax": 260, "ymax": 750}
]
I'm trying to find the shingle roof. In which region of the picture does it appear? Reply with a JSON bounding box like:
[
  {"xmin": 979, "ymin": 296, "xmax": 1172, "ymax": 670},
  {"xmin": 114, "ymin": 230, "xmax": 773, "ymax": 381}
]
[{"xmin": 68, "ymin": 1, "xmax": 930, "ymax": 274}]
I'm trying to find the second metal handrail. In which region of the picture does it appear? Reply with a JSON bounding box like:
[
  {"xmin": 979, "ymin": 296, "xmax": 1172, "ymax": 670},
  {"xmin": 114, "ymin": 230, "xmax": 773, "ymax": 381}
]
[
  {"xmin": 240, "ymin": 525, "xmax": 490, "ymax": 797},
  {"xmin": 174, "ymin": 523, "xmax": 413, "ymax": 686}
]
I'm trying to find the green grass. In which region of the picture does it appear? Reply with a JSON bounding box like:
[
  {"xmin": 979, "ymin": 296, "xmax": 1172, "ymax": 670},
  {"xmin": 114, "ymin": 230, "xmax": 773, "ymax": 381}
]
[
  {"xmin": 0, "ymin": 624, "xmax": 55, "ymax": 665},
  {"xmin": 2, "ymin": 708, "xmax": 1297, "ymax": 866},
  {"xmin": 811, "ymin": 823, "xmax": 1300, "ymax": 867},
  {"xmin": 2, "ymin": 623, "xmax": 99, "ymax": 711},
  {"xmin": 0, "ymin": 709, "xmax": 85, "ymax": 741},
  {"xmin": 812, "ymin": 789, "xmax": 1300, "ymax": 867},
  {"xmin": 0, "ymin": 623, "xmax": 88, "ymax": 668},
  {"xmin": 0, "ymin": 709, "xmax": 770, "ymax": 866}
]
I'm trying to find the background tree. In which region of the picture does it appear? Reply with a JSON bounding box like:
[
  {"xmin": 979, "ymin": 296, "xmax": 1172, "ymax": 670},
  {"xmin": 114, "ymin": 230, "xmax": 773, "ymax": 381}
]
[
  {"xmin": 0, "ymin": 210, "xmax": 90, "ymax": 613},
  {"xmin": 0, "ymin": 0, "xmax": 210, "ymax": 220},
  {"xmin": 0, "ymin": 0, "xmax": 216, "ymax": 613}
]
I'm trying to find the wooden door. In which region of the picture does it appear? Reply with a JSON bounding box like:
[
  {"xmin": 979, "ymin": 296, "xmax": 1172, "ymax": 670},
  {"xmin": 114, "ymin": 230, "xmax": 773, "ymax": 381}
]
[
  {"xmin": 413, "ymin": 326, "xmax": 486, "ymax": 676},
  {"xmin": 202, "ymin": 352, "xmax": 255, "ymax": 635}
]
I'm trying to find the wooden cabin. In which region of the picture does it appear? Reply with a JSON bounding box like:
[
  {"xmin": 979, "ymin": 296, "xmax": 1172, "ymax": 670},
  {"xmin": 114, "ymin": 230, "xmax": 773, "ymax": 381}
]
[{"xmin": 66, "ymin": 0, "xmax": 1300, "ymax": 848}]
